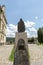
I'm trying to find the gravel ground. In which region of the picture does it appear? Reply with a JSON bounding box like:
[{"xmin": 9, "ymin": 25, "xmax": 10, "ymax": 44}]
[
  {"xmin": 0, "ymin": 45, "xmax": 13, "ymax": 65},
  {"xmin": 28, "ymin": 44, "xmax": 43, "ymax": 65},
  {"xmin": 0, "ymin": 44, "xmax": 43, "ymax": 65}
]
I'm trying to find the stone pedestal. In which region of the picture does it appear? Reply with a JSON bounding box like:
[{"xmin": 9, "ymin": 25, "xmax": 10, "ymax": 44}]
[
  {"xmin": 13, "ymin": 32, "xmax": 30, "ymax": 65},
  {"xmin": 15, "ymin": 32, "xmax": 28, "ymax": 51}
]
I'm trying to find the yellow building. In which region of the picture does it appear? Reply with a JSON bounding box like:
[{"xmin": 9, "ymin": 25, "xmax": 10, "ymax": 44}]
[{"xmin": 0, "ymin": 5, "xmax": 7, "ymax": 45}]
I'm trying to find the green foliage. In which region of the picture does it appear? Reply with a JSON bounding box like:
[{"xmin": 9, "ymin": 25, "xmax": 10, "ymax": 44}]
[
  {"xmin": 28, "ymin": 37, "xmax": 34, "ymax": 43},
  {"xmin": 6, "ymin": 37, "xmax": 15, "ymax": 44},
  {"xmin": 37, "ymin": 27, "xmax": 43, "ymax": 43},
  {"xmin": 9, "ymin": 47, "xmax": 14, "ymax": 61},
  {"xmin": 31, "ymin": 37, "xmax": 34, "ymax": 42},
  {"xmin": 37, "ymin": 43, "xmax": 43, "ymax": 46}
]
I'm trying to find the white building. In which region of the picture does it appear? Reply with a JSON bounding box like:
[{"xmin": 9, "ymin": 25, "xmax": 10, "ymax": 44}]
[{"xmin": 0, "ymin": 5, "xmax": 7, "ymax": 45}]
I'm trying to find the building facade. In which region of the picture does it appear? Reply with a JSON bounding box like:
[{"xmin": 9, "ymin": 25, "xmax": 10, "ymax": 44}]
[{"xmin": 0, "ymin": 5, "xmax": 7, "ymax": 45}]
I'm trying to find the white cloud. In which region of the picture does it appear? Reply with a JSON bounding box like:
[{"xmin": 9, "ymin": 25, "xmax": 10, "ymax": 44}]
[
  {"xmin": 8, "ymin": 24, "xmax": 17, "ymax": 32},
  {"xmin": 31, "ymin": 34, "xmax": 37, "ymax": 38},
  {"xmin": 29, "ymin": 27, "xmax": 37, "ymax": 33},
  {"xmin": 25, "ymin": 29, "xmax": 37, "ymax": 38},
  {"xmin": 24, "ymin": 21, "xmax": 37, "ymax": 37},
  {"xmin": 35, "ymin": 16, "xmax": 43, "ymax": 21},
  {"xmin": 6, "ymin": 24, "xmax": 17, "ymax": 37},
  {"xmin": 25, "ymin": 30, "xmax": 30, "ymax": 38},
  {"xmin": 35, "ymin": 16, "xmax": 38, "ymax": 19},
  {"xmin": 6, "ymin": 20, "xmax": 37, "ymax": 38},
  {"xmin": 41, "ymin": 18, "xmax": 43, "ymax": 21},
  {"xmin": 24, "ymin": 21, "xmax": 35, "ymax": 28}
]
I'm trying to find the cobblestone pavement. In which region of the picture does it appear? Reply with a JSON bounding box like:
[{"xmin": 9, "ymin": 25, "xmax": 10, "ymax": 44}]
[
  {"xmin": 0, "ymin": 44, "xmax": 43, "ymax": 65},
  {"xmin": 0, "ymin": 45, "xmax": 13, "ymax": 65},
  {"xmin": 28, "ymin": 44, "xmax": 43, "ymax": 65}
]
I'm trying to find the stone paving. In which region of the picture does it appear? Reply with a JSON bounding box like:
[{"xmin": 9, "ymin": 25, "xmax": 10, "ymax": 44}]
[
  {"xmin": 28, "ymin": 44, "xmax": 43, "ymax": 65},
  {"xmin": 0, "ymin": 44, "xmax": 43, "ymax": 65},
  {"xmin": 0, "ymin": 45, "xmax": 13, "ymax": 65}
]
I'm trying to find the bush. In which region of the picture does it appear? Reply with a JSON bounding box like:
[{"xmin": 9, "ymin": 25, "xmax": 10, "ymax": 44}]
[
  {"xmin": 37, "ymin": 28, "xmax": 43, "ymax": 44},
  {"xmin": 28, "ymin": 37, "xmax": 34, "ymax": 43}
]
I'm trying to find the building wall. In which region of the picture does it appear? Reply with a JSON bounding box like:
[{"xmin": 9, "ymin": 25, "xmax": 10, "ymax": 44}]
[
  {"xmin": 0, "ymin": 33, "xmax": 3, "ymax": 43},
  {"xmin": 0, "ymin": 5, "xmax": 7, "ymax": 45}
]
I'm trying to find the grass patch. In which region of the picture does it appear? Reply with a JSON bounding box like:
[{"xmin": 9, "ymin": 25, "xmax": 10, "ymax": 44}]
[
  {"xmin": 39, "ymin": 43, "xmax": 43, "ymax": 46},
  {"xmin": 9, "ymin": 47, "xmax": 14, "ymax": 61},
  {"xmin": 37, "ymin": 43, "xmax": 43, "ymax": 46}
]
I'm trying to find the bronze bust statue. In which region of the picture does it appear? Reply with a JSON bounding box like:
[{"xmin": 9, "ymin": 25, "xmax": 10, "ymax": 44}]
[{"xmin": 18, "ymin": 19, "xmax": 25, "ymax": 32}]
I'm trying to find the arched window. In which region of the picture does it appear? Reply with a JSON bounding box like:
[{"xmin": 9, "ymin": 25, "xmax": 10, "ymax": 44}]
[{"xmin": 18, "ymin": 39, "xmax": 25, "ymax": 50}]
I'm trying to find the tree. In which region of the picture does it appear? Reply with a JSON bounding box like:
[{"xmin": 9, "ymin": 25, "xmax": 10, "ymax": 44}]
[
  {"xmin": 41, "ymin": 28, "xmax": 43, "ymax": 42},
  {"xmin": 37, "ymin": 27, "xmax": 43, "ymax": 43}
]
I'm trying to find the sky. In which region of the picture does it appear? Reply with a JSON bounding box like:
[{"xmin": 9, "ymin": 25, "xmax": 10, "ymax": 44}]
[{"xmin": 0, "ymin": 0, "xmax": 43, "ymax": 37}]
